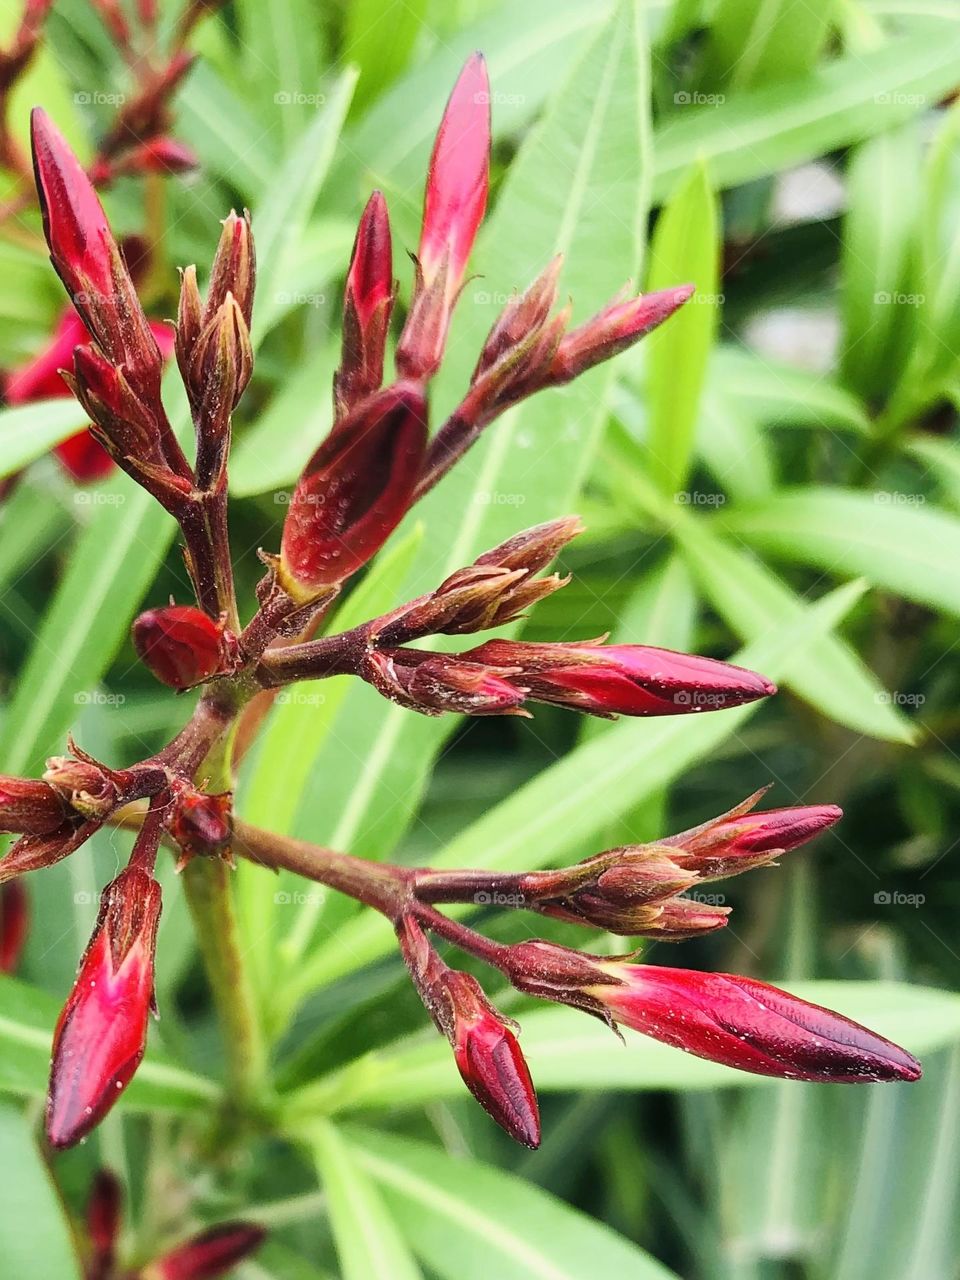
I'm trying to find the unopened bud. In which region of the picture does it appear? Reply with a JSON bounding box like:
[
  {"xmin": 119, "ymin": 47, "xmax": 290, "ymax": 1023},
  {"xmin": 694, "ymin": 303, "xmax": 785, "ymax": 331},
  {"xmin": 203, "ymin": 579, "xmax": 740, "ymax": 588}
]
[
  {"xmin": 334, "ymin": 190, "xmax": 394, "ymax": 419},
  {"xmin": 0, "ymin": 775, "xmax": 67, "ymax": 835},
  {"xmin": 132, "ymin": 605, "xmax": 235, "ymax": 690}
]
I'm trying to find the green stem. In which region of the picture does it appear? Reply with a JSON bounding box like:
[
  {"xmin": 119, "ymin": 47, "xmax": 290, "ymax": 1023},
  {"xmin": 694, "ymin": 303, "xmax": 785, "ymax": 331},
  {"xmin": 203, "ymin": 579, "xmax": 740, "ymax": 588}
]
[{"xmin": 182, "ymin": 856, "xmax": 271, "ymax": 1112}]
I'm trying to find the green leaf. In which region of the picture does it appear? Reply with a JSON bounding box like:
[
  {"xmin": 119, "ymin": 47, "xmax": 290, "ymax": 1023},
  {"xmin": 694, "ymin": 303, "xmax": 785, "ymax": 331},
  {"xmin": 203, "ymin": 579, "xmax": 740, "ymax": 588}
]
[
  {"xmin": 652, "ymin": 25, "xmax": 960, "ymax": 199},
  {"xmin": 286, "ymin": 580, "xmax": 869, "ymax": 998},
  {"xmin": 176, "ymin": 62, "xmax": 277, "ymax": 200},
  {"xmin": 290, "ymin": 982, "xmax": 959, "ymax": 1114},
  {"xmin": 345, "ymin": 1129, "xmax": 681, "ymax": 1280},
  {"xmin": 231, "ymin": 344, "xmax": 338, "ymax": 496},
  {"xmin": 234, "ymin": 0, "xmax": 327, "ymax": 152},
  {"xmin": 345, "ymin": 0, "xmax": 429, "ymax": 114},
  {"xmin": 645, "ymin": 162, "xmax": 720, "ymax": 494},
  {"xmin": 0, "ymin": 400, "xmax": 89, "ymax": 479},
  {"xmin": 673, "ymin": 517, "xmax": 916, "ymax": 743},
  {"xmin": 907, "ymin": 434, "xmax": 960, "ymax": 510},
  {"xmin": 700, "ymin": 0, "xmax": 837, "ymax": 90},
  {"xmin": 719, "ymin": 487, "xmax": 960, "ymax": 617},
  {"xmin": 0, "ymin": 1102, "xmax": 82, "ymax": 1280},
  {"xmin": 709, "ymin": 345, "xmax": 872, "ymax": 435},
  {"xmin": 0, "ymin": 472, "xmax": 175, "ymax": 777},
  {"xmin": 313, "ymin": 1123, "xmax": 423, "ymax": 1280},
  {"xmin": 0, "ymin": 974, "xmax": 218, "ymax": 1114},
  {"xmin": 840, "ymin": 123, "xmax": 922, "ymax": 401},
  {"xmin": 252, "ymin": 69, "xmax": 358, "ymax": 340}
]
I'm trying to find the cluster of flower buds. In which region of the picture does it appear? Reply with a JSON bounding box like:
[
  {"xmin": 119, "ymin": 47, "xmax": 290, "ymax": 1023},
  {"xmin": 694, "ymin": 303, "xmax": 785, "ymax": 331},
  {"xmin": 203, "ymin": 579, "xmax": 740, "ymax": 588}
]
[
  {"xmin": 396, "ymin": 792, "xmax": 921, "ymax": 1143},
  {"xmin": 0, "ymin": 50, "xmax": 922, "ymax": 1166},
  {"xmin": 83, "ymin": 1167, "xmax": 264, "ymax": 1279}
]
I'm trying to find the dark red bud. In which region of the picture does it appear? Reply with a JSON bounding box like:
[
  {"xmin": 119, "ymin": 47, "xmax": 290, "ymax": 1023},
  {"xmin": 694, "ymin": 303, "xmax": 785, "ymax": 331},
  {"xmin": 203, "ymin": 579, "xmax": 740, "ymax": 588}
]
[
  {"xmin": 0, "ymin": 775, "xmax": 68, "ymax": 835},
  {"xmin": 147, "ymin": 1222, "xmax": 266, "ymax": 1279},
  {"xmin": 595, "ymin": 964, "xmax": 922, "ymax": 1084},
  {"xmin": 87, "ymin": 1169, "xmax": 123, "ymax": 1280},
  {"xmin": 549, "ymin": 284, "xmax": 695, "ymax": 383},
  {"xmin": 334, "ymin": 190, "xmax": 394, "ymax": 419},
  {"xmin": 279, "ymin": 382, "xmax": 428, "ymax": 599},
  {"xmin": 132, "ymin": 605, "xmax": 233, "ymax": 690},
  {"xmin": 164, "ymin": 785, "xmax": 232, "ymax": 866}
]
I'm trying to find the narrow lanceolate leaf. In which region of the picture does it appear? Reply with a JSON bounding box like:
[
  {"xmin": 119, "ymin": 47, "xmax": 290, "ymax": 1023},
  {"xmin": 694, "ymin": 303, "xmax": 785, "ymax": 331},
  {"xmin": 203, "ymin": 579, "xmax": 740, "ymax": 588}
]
[
  {"xmin": 313, "ymin": 1123, "xmax": 423, "ymax": 1280},
  {"xmin": 699, "ymin": 0, "xmax": 838, "ymax": 90},
  {"xmin": 652, "ymin": 24, "xmax": 960, "ymax": 199},
  {"xmin": 270, "ymin": 0, "xmax": 654, "ymax": 1008},
  {"xmin": 672, "ymin": 517, "xmax": 915, "ymax": 743},
  {"xmin": 252, "ymin": 69, "xmax": 358, "ymax": 339},
  {"xmin": 286, "ymin": 580, "xmax": 868, "ymax": 999},
  {"xmin": 0, "ymin": 1103, "xmax": 82, "ymax": 1280},
  {"xmin": 345, "ymin": 1129, "xmax": 681, "ymax": 1280},
  {"xmin": 0, "ymin": 974, "xmax": 218, "ymax": 1114},
  {"xmin": 840, "ymin": 123, "xmax": 922, "ymax": 401},
  {"xmin": 645, "ymin": 161, "xmax": 719, "ymax": 494},
  {"xmin": 0, "ymin": 399, "xmax": 87, "ymax": 478},
  {"xmin": 719, "ymin": 487, "xmax": 960, "ymax": 617}
]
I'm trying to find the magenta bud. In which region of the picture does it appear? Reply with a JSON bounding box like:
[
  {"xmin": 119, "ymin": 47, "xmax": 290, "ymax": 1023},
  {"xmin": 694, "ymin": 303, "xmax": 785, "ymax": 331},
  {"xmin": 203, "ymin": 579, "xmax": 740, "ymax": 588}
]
[
  {"xmin": 595, "ymin": 964, "xmax": 923, "ymax": 1084},
  {"xmin": 462, "ymin": 639, "xmax": 776, "ymax": 718},
  {"xmin": 396, "ymin": 53, "xmax": 490, "ymax": 379},
  {"xmin": 47, "ymin": 866, "xmax": 162, "ymax": 1148}
]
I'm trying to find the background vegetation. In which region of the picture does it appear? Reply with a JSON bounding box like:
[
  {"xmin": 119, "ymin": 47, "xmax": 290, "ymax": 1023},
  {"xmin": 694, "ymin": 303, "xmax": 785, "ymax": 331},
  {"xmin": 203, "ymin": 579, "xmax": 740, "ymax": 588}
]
[{"xmin": 2, "ymin": 0, "xmax": 960, "ymax": 1276}]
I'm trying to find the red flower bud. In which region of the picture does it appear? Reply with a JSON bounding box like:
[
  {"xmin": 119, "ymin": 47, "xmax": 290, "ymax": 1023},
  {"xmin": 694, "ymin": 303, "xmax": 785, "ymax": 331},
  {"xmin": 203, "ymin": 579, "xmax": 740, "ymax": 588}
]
[
  {"xmin": 334, "ymin": 191, "xmax": 394, "ymax": 419},
  {"xmin": 0, "ymin": 774, "xmax": 67, "ymax": 835},
  {"xmin": 279, "ymin": 381, "xmax": 428, "ymax": 599},
  {"xmin": 47, "ymin": 865, "xmax": 162, "ymax": 1148},
  {"xmin": 31, "ymin": 110, "xmax": 164, "ymax": 400},
  {"xmin": 462, "ymin": 640, "xmax": 776, "ymax": 718},
  {"xmin": 396, "ymin": 53, "xmax": 490, "ymax": 379},
  {"xmin": 662, "ymin": 791, "xmax": 843, "ymax": 879},
  {"xmin": 132, "ymin": 605, "xmax": 234, "ymax": 690},
  {"xmin": 548, "ymin": 284, "xmax": 695, "ymax": 383},
  {"xmin": 0, "ymin": 882, "xmax": 29, "ymax": 973},
  {"xmin": 397, "ymin": 916, "xmax": 540, "ymax": 1147},
  {"xmin": 165, "ymin": 784, "xmax": 232, "ymax": 866},
  {"xmin": 595, "ymin": 964, "xmax": 922, "ymax": 1084},
  {"xmin": 147, "ymin": 1223, "xmax": 266, "ymax": 1279}
]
